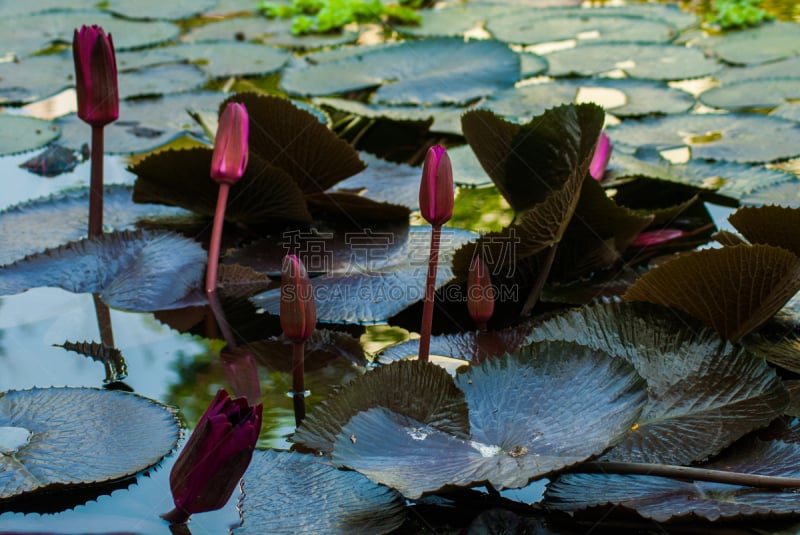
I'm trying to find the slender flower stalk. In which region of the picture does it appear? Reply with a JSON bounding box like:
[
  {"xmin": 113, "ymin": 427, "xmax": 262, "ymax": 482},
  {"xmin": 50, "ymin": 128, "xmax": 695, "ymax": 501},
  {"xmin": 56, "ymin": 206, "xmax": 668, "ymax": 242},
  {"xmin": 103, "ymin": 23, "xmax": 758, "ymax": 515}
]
[
  {"xmin": 162, "ymin": 389, "xmax": 262, "ymax": 524},
  {"xmin": 468, "ymin": 255, "xmax": 495, "ymax": 331},
  {"xmin": 589, "ymin": 131, "xmax": 612, "ymax": 181},
  {"xmin": 418, "ymin": 145, "xmax": 454, "ymax": 363},
  {"xmin": 280, "ymin": 254, "xmax": 316, "ymax": 426},
  {"xmin": 205, "ymin": 102, "xmax": 249, "ymax": 295},
  {"xmin": 72, "ymin": 25, "xmax": 118, "ymax": 238}
]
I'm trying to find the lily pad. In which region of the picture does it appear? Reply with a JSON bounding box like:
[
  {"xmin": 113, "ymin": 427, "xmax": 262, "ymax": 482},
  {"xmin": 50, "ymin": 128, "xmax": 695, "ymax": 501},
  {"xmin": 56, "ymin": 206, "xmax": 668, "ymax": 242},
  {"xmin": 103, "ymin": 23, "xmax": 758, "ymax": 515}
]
[
  {"xmin": 0, "ymin": 54, "xmax": 73, "ymax": 106},
  {"xmin": 0, "ymin": 387, "xmax": 178, "ymax": 500},
  {"xmin": 0, "ymin": 230, "xmax": 206, "ymax": 311},
  {"xmin": 520, "ymin": 52, "xmax": 548, "ymax": 77},
  {"xmin": 544, "ymin": 43, "xmax": 722, "ymax": 80},
  {"xmin": 608, "ymin": 113, "xmax": 800, "ymax": 163},
  {"xmin": 169, "ymin": 42, "xmax": 290, "ymax": 78},
  {"xmin": 0, "ymin": 115, "xmax": 59, "ymax": 156},
  {"xmin": 105, "ymin": 0, "xmax": 217, "ymax": 20},
  {"xmin": 235, "ymin": 449, "xmax": 406, "ymax": 535},
  {"xmin": 704, "ymin": 21, "xmax": 800, "ymax": 65},
  {"xmin": 715, "ymin": 56, "xmax": 800, "ymax": 84},
  {"xmin": 488, "ymin": 11, "xmax": 677, "ymax": 45},
  {"xmin": 331, "ymin": 153, "xmax": 423, "ymax": 211},
  {"xmin": 729, "ymin": 205, "xmax": 800, "ymax": 256},
  {"xmin": 396, "ymin": 3, "xmax": 521, "ymax": 37},
  {"xmin": 281, "ymin": 38, "xmax": 520, "ymax": 106},
  {"xmin": 0, "ymin": 0, "xmax": 98, "ymax": 16},
  {"xmin": 700, "ymin": 78, "xmax": 800, "ymax": 112},
  {"xmin": 0, "ymin": 186, "xmax": 192, "ymax": 267},
  {"xmin": 313, "ymin": 97, "xmax": 464, "ymax": 135},
  {"xmin": 118, "ymin": 63, "xmax": 207, "ymax": 99},
  {"xmin": 624, "ymin": 244, "xmax": 800, "ymax": 343},
  {"xmin": 527, "ymin": 302, "xmax": 788, "ymax": 464},
  {"xmin": 331, "ymin": 342, "xmax": 646, "ymax": 498}
]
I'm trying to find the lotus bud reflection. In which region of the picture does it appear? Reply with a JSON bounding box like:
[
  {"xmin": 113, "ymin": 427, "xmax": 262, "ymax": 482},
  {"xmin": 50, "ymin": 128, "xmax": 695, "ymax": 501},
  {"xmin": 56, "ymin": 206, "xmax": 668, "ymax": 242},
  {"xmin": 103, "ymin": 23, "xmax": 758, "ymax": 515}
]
[
  {"xmin": 419, "ymin": 145, "xmax": 454, "ymax": 227},
  {"xmin": 589, "ymin": 131, "xmax": 612, "ymax": 181},
  {"xmin": 631, "ymin": 229, "xmax": 688, "ymax": 248},
  {"xmin": 280, "ymin": 254, "xmax": 316, "ymax": 344},
  {"xmin": 211, "ymin": 102, "xmax": 249, "ymax": 185},
  {"xmin": 468, "ymin": 255, "xmax": 495, "ymax": 331},
  {"xmin": 72, "ymin": 25, "xmax": 119, "ymax": 127},
  {"xmin": 163, "ymin": 389, "xmax": 262, "ymax": 524}
]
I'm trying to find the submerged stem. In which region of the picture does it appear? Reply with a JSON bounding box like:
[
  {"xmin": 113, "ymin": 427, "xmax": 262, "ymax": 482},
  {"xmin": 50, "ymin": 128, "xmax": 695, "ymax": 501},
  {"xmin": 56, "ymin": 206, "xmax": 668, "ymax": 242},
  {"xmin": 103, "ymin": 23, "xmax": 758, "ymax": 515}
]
[
  {"xmin": 88, "ymin": 125, "xmax": 105, "ymax": 238},
  {"xmin": 292, "ymin": 341, "xmax": 306, "ymax": 426},
  {"xmin": 419, "ymin": 225, "xmax": 442, "ymax": 363},
  {"xmin": 205, "ymin": 183, "xmax": 230, "ymax": 294}
]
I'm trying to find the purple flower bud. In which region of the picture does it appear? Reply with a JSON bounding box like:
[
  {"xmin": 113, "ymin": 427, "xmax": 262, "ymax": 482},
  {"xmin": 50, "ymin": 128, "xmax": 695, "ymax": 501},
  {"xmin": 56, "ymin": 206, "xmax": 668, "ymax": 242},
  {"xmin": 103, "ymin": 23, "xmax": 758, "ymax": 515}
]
[
  {"xmin": 589, "ymin": 131, "xmax": 612, "ymax": 181},
  {"xmin": 168, "ymin": 389, "xmax": 262, "ymax": 520},
  {"xmin": 468, "ymin": 255, "xmax": 494, "ymax": 330},
  {"xmin": 72, "ymin": 25, "xmax": 119, "ymax": 127},
  {"xmin": 280, "ymin": 254, "xmax": 316, "ymax": 343},
  {"xmin": 419, "ymin": 145, "xmax": 454, "ymax": 227},
  {"xmin": 631, "ymin": 229, "xmax": 687, "ymax": 248},
  {"xmin": 211, "ymin": 103, "xmax": 249, "ymax": 185}
]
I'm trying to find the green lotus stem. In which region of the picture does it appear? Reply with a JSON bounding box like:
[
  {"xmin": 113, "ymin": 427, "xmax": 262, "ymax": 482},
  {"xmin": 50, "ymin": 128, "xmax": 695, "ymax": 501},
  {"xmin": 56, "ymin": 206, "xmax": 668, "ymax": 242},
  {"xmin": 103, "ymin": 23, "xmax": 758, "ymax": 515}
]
[
  {"xmin": 88, "ymin": 125, "xmax": 104, "ymax": 237},
  {"xmin": 205, "ymin": 183, "xmax": 229, "ymax": 294},
  {"xmin": 292, "ymin": 341, "xmax": 306, "ymax": 426},
  {"xmin": 576, "ymin": 460, "xmax": 800, "ymax": 489},
  {"xmin": 418, "ymin": 224, "xmax": 442, "ymax": 363},
  {"xmin": 521, "ymin": 243, "xmax": 558, "ymax": 316}
]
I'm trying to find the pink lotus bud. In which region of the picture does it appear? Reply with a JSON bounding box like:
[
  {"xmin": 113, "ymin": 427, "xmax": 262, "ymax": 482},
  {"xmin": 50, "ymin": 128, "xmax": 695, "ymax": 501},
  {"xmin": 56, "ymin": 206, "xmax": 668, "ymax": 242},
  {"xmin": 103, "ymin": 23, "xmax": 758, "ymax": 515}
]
[
  {"xmin": 280, "ymin": 254, "xmax": 316, "ymax": 343},
  {"xmin": 211, "ymin": 102, "xmax": 249, "ymax": 185},
  {"xmin": 589, "ymin": 131, "xmax": 612, "ymax": 180},
  {"xmin": 72, "ymin": 25, "xmax": 119, "ymax": 127},
  {"xmin": 468, "ymin": 255, "xmax": 494, "ymax": 330},
  {"xmin": 419, "ymin": 145, "xmax": 454, "ymax": 227},
  {"xmin": 631, "ymin": 229, "xmax": 687, "ymax": 248},
  {"xmin": 167, "ymin": 389, "xmax": 262, "ymax": 522}
]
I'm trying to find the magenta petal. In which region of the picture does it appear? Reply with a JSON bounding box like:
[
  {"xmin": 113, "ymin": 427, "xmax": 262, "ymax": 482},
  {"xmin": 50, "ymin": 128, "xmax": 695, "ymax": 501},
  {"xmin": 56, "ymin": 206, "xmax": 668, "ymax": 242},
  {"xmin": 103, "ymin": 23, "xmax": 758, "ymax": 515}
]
[
  {"xmin": 631, "ymin": 229, "xmax": 687, "ymax": 248},
  {"xmin": 589, "ymin": 131, "xmax": 612, "ymax": 180},
  {"xmin": 211, "ymin": 102, "xmax": 249, "ymax": 185},
  {"xmin": 419, "ymin": 145, "xmax": 454, "ymax": 227}
]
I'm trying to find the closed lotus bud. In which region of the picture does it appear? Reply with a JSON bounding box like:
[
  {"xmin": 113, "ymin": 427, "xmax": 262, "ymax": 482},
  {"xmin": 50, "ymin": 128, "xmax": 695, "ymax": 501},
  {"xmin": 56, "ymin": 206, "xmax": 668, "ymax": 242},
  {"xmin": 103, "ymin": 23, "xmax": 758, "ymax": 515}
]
[
  {"xmin": 468, "ymin": 255, "xmax": 494, "ymax": 330},
  {"xmin": 631, "ymin": 229, "xmax": 688, "ymax": 248},
  {"xmin": 589, "ymin": 131, "xmax": 612, "ymax": 180},
  {"xmin": 211, "ymin": 102, "xmax": 249, "ymax": 185},
  {"xmin": 419, "ymin": 145, "xmax": 454, "ymax": 227},
  {"xmin": 280, "ymin": 254, "xmax": 316, "ymax": 343},
  {"xmin": 167, "ymin": 389, "xmax": 262, "ymax": 521},
  {"xmin": 72, "ymin": 25, "xmax": 119, "ymax": 127}
]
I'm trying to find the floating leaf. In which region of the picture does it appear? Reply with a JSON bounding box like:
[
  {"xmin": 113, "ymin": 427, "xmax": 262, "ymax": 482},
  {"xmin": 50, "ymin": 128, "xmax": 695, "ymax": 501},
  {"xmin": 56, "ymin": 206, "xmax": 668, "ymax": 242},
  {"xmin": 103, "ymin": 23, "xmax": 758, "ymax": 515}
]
[
  {"xmin": 281, "ymin": 38, "xmax": 520, "ymax": 106},
  {"xmin": 704, "ymin": 21, "xmax": 800, "ymax": 65},
  {"xmin": 729, "ymin": 205, "xmax": 800, "ymax": 256},
  {"xmin": 169, "ymin": 42, "xmax": 289, "ymax": 78},
  {"xmin": 544, "ymin": 43, "xmax": 721, "ymax": 80},
  {"xmin": 527, "ymin": 302, "xmax": 788, "ymax": 464},
  {"xmin": 623, "ymin": 244, "xmax": 800, "ymax": 342},
  {"xmin": 20, "ymin": 144, "xmax": 86, "ymax": 177},
  {"xmin": 331, "ymin": 153, "xmax": 423, "ymax": 211},
  {"xmin": 105, "ymin": 0, "xmax": 217, "ymax": 20},
  {"xmin": 246, "ymin": 329, "xmax": 367, "ymax": 371},
  {"xmin": 54, "ymin": 341, "xmax": 127, "ymax": 384},
  {"xmin": 0, "ymin": 115, "xmax": 59, "ymax": 156},
  {"xmin": 609, "ymin": 114, "xmax": 800, "ymax": 163},
  {"xmin": 0, "ymin": 185, "xmax": 192, "ymax": 267},
  {"xmin": 397, "ymin": 3, "xmax": 520, "ymax": 37},
  {"xmin": 332, "ymin": 342, "xmax": 646, "ymax": 498},
  {"xmin": 293, "ymin": 360, "xmax": 470, "ymax": 454},
  {"xmin": 0, "ymin": 387, "xmax": 178, "ymax": 500},
  {"xmin": 0, "ymin": 230, "xmax": 206, "ymax": 312},
  {"xmin": 520, "ymin": 52, "xmax": 548, "ymax": 77},
  {"xmin": 235, "ymin": 449, "xmax": 405, "ymax": 535},
  {"xmin": 700, "ymin": 78, "xmax": 800, "ymax": 112},
  {"xmin": 314, "ymin": 97, "xmax": 463, "ymax": 135},
  {"xmin": 118, "ymin": 63, "xmax": 207, "ymax": 99},
  {"xmin": 0, "ymin": 54, "xmax": 73, "ymax": 106},
  {"xmin": 716, "ymin": 56, "xmax": 800, "ymax": 84}
]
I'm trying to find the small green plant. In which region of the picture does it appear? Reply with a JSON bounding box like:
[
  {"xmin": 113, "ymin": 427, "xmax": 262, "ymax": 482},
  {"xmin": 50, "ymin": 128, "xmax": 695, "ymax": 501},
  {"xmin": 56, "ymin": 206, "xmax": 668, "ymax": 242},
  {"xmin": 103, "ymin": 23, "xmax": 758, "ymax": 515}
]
[
  {"xmin": 259, "ymin": 0, "xmax": 422, "ymax": 35},
  {"xmin": 706, "ymin": 0, "xmax": 774, "ymax": 29}
]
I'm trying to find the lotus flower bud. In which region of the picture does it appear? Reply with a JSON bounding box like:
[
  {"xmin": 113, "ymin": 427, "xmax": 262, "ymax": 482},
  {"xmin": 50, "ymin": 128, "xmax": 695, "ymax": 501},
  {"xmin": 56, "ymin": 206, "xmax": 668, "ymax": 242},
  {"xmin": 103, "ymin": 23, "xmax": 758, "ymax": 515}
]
[
  {"xmin": 167, "ymin": 389, "xmax": 262, "ymax": 522},
  {"xmin": 280, "ymin": 254, "xmax": 316, "ymax": 343},
  {"xmin": 589, "ymin": 131, "xmax": 612, "ymax": 180},
  {"xmin": 72, "ymin": 25, "xmax": 119, "ymax": 127},
  {"xmin": 211, "ymin": 102, "xmax": 249, "ymax": 185},
  {"xmin": 631, "ymin": 229, "xmax": 688, "ymax": 248},
  {"xmin": 468, "ymin": 255, "xmax": 495, "ymax": 330},
  {"xmin": 419, "ymin": 145, "xmax": 454, "ymax": 227}
]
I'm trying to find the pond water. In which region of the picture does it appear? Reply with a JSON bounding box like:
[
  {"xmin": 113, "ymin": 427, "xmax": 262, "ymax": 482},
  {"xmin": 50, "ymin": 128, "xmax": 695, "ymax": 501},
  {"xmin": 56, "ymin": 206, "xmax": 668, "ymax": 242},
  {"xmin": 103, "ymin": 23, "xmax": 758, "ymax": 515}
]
[{"xmin": 0, "ymin": 0, "xmax": 799, "ymax": 533}]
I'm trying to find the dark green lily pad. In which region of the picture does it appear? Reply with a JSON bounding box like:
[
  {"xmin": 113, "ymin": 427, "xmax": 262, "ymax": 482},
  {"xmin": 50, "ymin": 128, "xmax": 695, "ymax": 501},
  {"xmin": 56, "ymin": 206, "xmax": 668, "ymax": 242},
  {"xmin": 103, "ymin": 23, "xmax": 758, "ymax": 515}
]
[
  {"xmin": 331, "ymin": 342, "xmax": 646, "ymax": 498},
  {"xmin": 700, "ymin": 78, "xmax": 800, "ymax": 112},
  {"xmin": 56, "ymin": 91, "xmax": 226, "ymax": 155},
  {"xmin": 0, "ymin": 115, "xmax": 59, "ymax": 156},
  {"xmin": 624, "ymin": 244, "xmax": 800, "ymax": 343},
  {"xmin": 448, "ymin": 145, "xmax": 492, "ymax": 187},
  {"xmin": 184, "ymin": 16, "xmax": 358, "ymax": 50},
  {"xmin": 251, "ymin": 226, "xmax": 477, "ymax": 324},
  {"xmin": 704, "ymin": 21, "xmax": 800, "ymax": 65},
  {"xmin": 544, "ymin": 43, "xmax": 722, "ymax": 80},
  {"xmin": 0, "ymin": 54, "xmax": 73, "ymax": 106},
  {"xmin": 729, "ymin": 205, "xmax": 800, "ymax": 256},
  {"xmin": 0, "ymin": 11, "xmax": 179, "ymax": 57},
  {"xmin": 0, "ymin": 230, "xmax": 206, "ymax": 311},
  {"xmin": 119, "ymin": 63, "xmax": 207, "ymax": 99},
  {"xmin": 293, "ymin": 360, "xmax": 470, "ymax": 454},
  {"xmin": 169, "ymin": 42, "xmax": 290, "ymax": 78},
  {"xmin": 484, "ymin": 79, "xmax": 694, "ymax": 119},
  {"xmin": 313, "ymin": 97, "xmax": 464, "ymax": 135},
  {"xmin": 527, "ymin": 302, "xmax": 788, "ymax": 464},
  {"xmin": 0, "ymin": 185, "xmax": 191, "ymax": 267},
  {"xmin": 520, "ymin": 52, "xmax": 548, "ymax": 77},
  {"xmin": 281, "ymin": 38, "xmax": 520, "ymax": 106},
  {"xmin": 331, "ymin": 153, "xmax": 422, "ymax": 211},
  {"xmin": 396, "ymin": 3, "xmax": 521, "ymax": 37},
  {"xmin": 105, "ymin": 0, "xmax": 217, "ymax": 20},
  {"xmin": 488, "ymin": 11, "xmax": 677, "ymax": 45},
  {"xmin": 0, "ymin": 387, "xmax": 178, "ymax": 500},
  {"xmin": 115, "ymin": 49, "xmax": 185, "ymax": 72},
  {"xmin": 235, "ymin": 449, "xmax": 405, "ymax": 535},
  {"xmin": 246, "ymin": 329, "xmax": 366, "ymax": 371},
  {"xmin": 715, "ymin": 56, "xmax": 800, "ymax": 84},
  {"xmin": 609, "ymin": 114, "xmax": 800, "ymax": 163}
]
